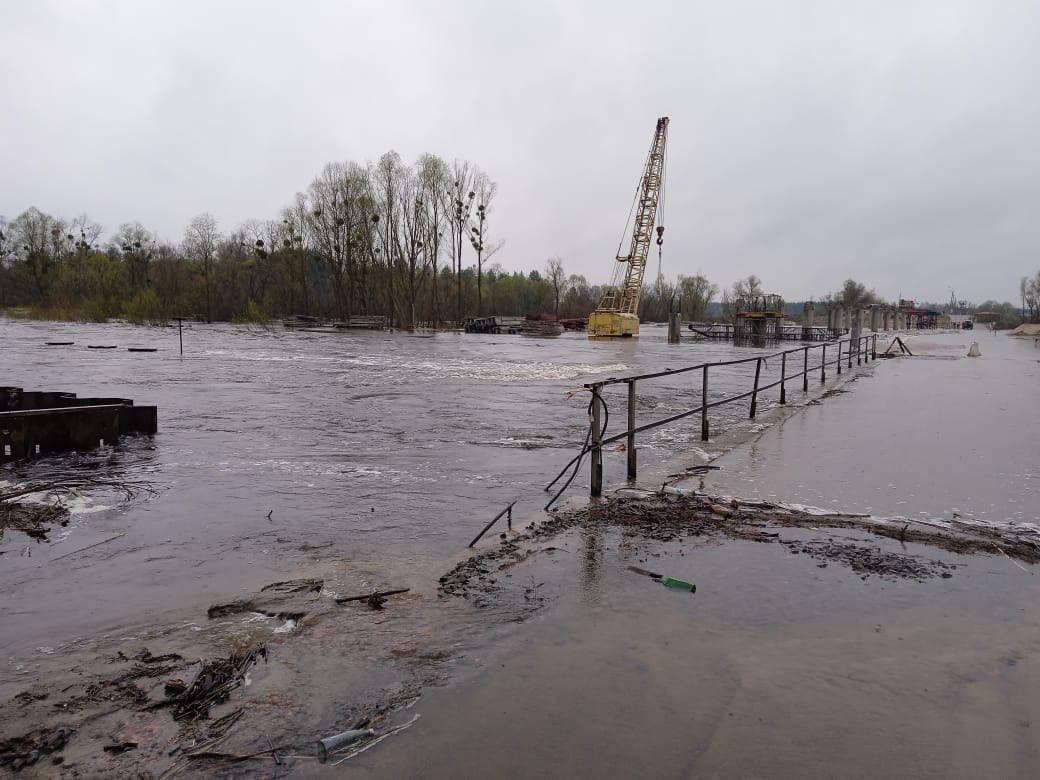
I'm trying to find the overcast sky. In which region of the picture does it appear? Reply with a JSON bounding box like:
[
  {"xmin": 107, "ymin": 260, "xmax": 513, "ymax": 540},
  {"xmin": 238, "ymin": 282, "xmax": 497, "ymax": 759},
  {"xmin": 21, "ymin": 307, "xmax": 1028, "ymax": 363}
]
[{"xmin": 3, "ymin": 1, "xmax": 1038, "ymax": 303}]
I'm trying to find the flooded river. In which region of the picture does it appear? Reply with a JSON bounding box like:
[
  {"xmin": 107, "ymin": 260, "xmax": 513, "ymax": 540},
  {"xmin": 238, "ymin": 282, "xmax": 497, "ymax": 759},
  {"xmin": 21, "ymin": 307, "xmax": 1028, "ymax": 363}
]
[
  {"xmin": 4, "ymin": 320, "xmax": 1039, "ymax": 776},
  {"xmin": 1, "ymin": 318, "xmax": 786, "ymax": 669}
]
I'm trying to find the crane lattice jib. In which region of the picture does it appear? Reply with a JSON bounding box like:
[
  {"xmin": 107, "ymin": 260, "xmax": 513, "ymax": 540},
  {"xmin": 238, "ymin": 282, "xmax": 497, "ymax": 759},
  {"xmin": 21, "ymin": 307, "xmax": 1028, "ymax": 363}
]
[{"xmin": 601, "ymin": 117, "xmax": 669, "ymax": 315}]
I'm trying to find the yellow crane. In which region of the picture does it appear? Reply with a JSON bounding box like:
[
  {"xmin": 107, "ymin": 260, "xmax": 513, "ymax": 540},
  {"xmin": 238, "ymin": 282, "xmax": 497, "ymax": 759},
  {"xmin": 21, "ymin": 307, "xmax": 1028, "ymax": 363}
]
[{"xmin": 588, "ymin": 116, "xmax": 669, "ymax": 338}]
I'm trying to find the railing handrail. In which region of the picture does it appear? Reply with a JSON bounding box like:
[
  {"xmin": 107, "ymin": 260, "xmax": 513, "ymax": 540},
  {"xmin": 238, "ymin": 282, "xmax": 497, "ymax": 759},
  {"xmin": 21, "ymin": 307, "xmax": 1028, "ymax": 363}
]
[
  {"xmin": 575, "ymin": 333, "xmax": 880, "ymax": 498},
  {"xmin": 585, "ymin": 335, "xmax": 860, "ymax": 389}
]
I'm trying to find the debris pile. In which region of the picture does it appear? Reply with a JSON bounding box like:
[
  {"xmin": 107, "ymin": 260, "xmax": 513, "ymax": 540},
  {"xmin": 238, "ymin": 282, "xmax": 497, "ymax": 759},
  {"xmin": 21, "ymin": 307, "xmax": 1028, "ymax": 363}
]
[
  {"xmin": 0, "ymin": 500, "xmax": 68, "ymax": 540},
  {"xmin": 0, "ymin": 727, "xmax": 73, "ymax": 772},
  {"xmin": 158, "ymin": 645, "xmax": 267, "ymax": 721},
  {"xmin": 207, "ymin": 578, "xmax": 323, "ymax": 621}
]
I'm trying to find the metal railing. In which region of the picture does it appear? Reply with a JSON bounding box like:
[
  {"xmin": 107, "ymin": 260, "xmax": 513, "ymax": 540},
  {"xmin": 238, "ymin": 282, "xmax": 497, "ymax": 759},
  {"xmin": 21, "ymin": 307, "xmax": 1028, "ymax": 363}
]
[{"xmin": 579, "ymin": 334, "xmax": 878, "ymax": 497}]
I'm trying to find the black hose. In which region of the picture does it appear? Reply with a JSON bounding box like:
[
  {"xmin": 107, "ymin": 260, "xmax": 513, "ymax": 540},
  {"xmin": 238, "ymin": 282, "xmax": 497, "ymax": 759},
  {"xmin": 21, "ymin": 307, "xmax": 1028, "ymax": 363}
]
[
  {"xmin": 544, "ymin": 389, "xmax": 609, "ymax": 511},
  {"xmin": 544, "ymin": 394, "xmax": 595, "ymax": 492}
]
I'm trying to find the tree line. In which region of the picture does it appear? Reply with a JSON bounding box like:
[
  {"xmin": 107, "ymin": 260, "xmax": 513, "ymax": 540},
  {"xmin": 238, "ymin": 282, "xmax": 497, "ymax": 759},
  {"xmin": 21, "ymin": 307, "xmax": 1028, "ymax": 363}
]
[
  {"xmin": 3, "ymin": 167, "xmax": 1033, "ymax": 329},
  {"xmin": 0, "ymin": 148, "xmax": 719, "ymax": 328}
]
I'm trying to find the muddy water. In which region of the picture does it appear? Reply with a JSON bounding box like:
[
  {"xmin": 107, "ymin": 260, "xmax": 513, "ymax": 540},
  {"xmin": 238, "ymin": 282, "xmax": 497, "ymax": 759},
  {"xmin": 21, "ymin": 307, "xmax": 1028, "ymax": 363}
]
[
  {"xmin": 1, "ymin": 319, "xmax": 788, "ymax": 682},
  {"xmin": 353, "ymin": 524, "xmax": 1040, "ymax": 779},
  {"xmin": 704, "ymin": 330, "xmax": 1040, "ymax": 526}
]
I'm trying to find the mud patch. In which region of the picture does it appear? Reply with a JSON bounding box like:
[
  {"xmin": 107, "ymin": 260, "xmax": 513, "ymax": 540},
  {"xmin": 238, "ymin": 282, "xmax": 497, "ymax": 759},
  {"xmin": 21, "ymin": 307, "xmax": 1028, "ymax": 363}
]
[
  {"xmin": 440, "ymin": 492, "xmax": 1036, "ymax": 602},
  {"xmin": 780, "ymin": 538, "xmax": 955, "ymax": 580}
]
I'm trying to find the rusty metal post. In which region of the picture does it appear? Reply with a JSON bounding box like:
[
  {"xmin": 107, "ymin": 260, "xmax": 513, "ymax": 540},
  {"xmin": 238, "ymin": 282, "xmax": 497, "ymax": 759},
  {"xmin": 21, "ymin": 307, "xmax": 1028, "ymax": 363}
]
[
  {"xmin": 802, "ymin": 346, "xmax": 809, "ymax": 393},
  {"xmin": 701, "ymin": 365, "xmax": 709, "ymax": 441},
  {"xmin": 177, "ymin": 318, "xmax": 183, "ymax": 355},
  {"xmin": 590, "ymin": 389, "xmax": 603, "ymax": 496},
  {"xmin": 837, "ymin": 341, "xmax": 842, "ymax": 375},
  {"xmin": 872, "ymin": 334, "xmax": 877, "ymax": 360},
  {"xmin": 749, "ymin": 357, "xmax": 762, "ymax": 418},
  {"xmin": 780, "ymin": 352, "xmax": 787, "ymax": 404},
  {"xmin": 626, "ymin": 380, "xmax": 637, "ymax": 480},
  {"xmin": 821, "ymin": 343, "xmax": 827, "ymax": 383}
]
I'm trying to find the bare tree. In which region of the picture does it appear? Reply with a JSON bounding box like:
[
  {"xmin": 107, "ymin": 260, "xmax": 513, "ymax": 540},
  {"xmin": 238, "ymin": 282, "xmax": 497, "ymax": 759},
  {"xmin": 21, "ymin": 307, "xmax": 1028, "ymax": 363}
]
[
  {"xmin": 112, "ymin": 222, "xmax": 154, "ymax": 292},
  {"xmin": 398, "ymin": 168, "xmax": 433, "ymax": 329},
  {"xmin": 417, "ymin": 154, "xmax": 448, "ymax": 325},
  {"xmin": 835, "ymin": 278, "xmax": 878, "ymax": 308},
  {"xmin": 731, "ymin": 274, "xmax": 763, "ymax": 299},
  {"xmin": 374, "ymin": 151, "xmax": 407, "ymax": 327},
  {"xmin": 307, "ymin": 162, "xmax": 373, "ymax": 321},
  {"xmin": 469, "ymin": 169, "xmax": 503, "ymax": 316},
  {"xmin": 182, "ymin": 213, "xmax": 220, "ymax": 322},
  {"xmin": 279, "ymin": 195, "xmax": 309, "ymax": 315},
  {"xmin": 545, "ymin": 257, "xmax": 567, "ymax": 317},
  {"xmin": 445, "ymin": 160, "xmax": 473, "ymax": 324},
  {"xmin": 677, "ymin": 273, "xmax": 718, "ymax": 321}
]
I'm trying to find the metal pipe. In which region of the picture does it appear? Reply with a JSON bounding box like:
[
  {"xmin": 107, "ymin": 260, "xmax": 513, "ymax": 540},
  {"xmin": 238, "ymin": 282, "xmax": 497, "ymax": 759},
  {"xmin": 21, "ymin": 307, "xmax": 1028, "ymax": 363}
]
[
  {"xmin": 701, "ymin": 365, "xmax": 709, "ymax": 441},
  {"xmin": 749, "ymin": 358, "xmax": 762, "ymax": 418},
  {"xmin": 468, "ymin": 501, "xmax": 517, "ymax": 548},
  {"xmin": 802, "ymin": 346, "xmax": 809, "ymax": 393},
  {"xmin": 780, "ymin": 352, "xmax": 787, "ymax": 404},
  {"xmin": 591, "ymin": 392, "xmax": 603, "ymax": 497},
  {"xmin": 626, "ymin": 380, "xmax": 636, "ymax": 479}
]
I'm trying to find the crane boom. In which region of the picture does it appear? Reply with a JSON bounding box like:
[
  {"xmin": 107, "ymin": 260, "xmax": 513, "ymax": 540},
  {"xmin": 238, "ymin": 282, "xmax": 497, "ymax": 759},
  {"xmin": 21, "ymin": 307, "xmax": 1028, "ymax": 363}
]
[{"xmin": 588, "ymin": 116, "xmax": 669, "ymax": 338}]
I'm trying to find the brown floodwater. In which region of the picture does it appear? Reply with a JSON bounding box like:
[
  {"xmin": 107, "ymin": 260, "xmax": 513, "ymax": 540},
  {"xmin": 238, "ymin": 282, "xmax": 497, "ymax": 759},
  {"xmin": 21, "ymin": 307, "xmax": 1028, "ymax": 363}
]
[{"xmin": 0, "ymin": 319, "xmax": 793, "ymax": 697}]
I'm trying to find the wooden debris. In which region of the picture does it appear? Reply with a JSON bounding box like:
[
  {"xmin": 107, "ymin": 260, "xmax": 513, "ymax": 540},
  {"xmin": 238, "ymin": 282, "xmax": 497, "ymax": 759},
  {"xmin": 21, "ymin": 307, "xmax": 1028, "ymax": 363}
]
[{"xmin": 335, "ymin": 588, "xmax": 410, "ymax": 607}]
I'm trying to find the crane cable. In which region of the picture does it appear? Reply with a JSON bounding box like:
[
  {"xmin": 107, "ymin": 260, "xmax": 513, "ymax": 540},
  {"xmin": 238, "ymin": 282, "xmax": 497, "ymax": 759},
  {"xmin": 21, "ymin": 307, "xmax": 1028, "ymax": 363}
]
[
  {"xmin": 656, "ymin": 141, "xmax": 668, "ymax": 280},
  {"xmin": 605, "ymin": 143, "xmax": 655, "ymax": 302}
]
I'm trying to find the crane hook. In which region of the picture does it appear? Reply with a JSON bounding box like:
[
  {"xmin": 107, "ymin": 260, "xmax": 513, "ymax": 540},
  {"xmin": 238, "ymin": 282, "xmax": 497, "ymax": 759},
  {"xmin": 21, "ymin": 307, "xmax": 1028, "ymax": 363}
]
[{"xmin": 656, "ymin": 226, "xmax": 665, "ymax": 246}]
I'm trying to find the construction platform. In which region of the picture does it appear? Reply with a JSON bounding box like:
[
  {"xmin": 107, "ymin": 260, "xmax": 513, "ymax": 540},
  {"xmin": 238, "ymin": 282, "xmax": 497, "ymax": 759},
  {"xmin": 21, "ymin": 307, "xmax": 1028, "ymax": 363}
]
[{"xmin": 0, "ymin": 387, "xmax": 157, "ymax": 462}]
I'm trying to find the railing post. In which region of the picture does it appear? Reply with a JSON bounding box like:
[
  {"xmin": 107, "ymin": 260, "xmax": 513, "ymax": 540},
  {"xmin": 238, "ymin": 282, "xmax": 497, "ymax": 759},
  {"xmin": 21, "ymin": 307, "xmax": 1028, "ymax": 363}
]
[
  {"xmin": 872, "ymin": 334, "xmax": 877, "ymax": 360},
  {"xmin": 802, "ymin": 346, "xmax": 809, "ymax": 393},
  {"xmin": 780, "ymin": 352, "xmax": 787, "ymax": 404},
  {"xmin": 701, "ymin": 365, "xmax": 709, "ymax": 441},
  {"xmin": 590, "ymin": 389, "xmax": 603, "ymax": 497},
  {"xmin": 821, "ymin": 343, "xmax": 827, "ymax": 383},
  {"xmin": 857, "ymin": 336, "xmax": 862, "ymax": 365},
  {"xmin": 749, "ymin": 357, "xmax": 762, "ymax": 418},
  {"xmin": 848, "ymin": 339, "xmax": 853, "ymax": 369},
  {"xmin": 626, "ymin": 380, "xmax": 637, "ymax": 480}
]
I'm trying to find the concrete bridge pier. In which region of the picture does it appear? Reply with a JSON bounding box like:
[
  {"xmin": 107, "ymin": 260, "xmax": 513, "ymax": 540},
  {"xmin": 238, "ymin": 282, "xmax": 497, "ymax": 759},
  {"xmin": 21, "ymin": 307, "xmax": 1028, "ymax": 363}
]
[
  {"xmin": 667, "ymin": 312, "xmax": 681, "ymax": 343},
  {"xmin": 870, "ymin": 307, "xmax": 880, "ymax": 332},
  {"xmin": 802, "ymin": 302, "xmax": 815, "ymax": 340},
  {"xmin": 833, "ymin": 305, "xmax": 845, "ymax": 337}
]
